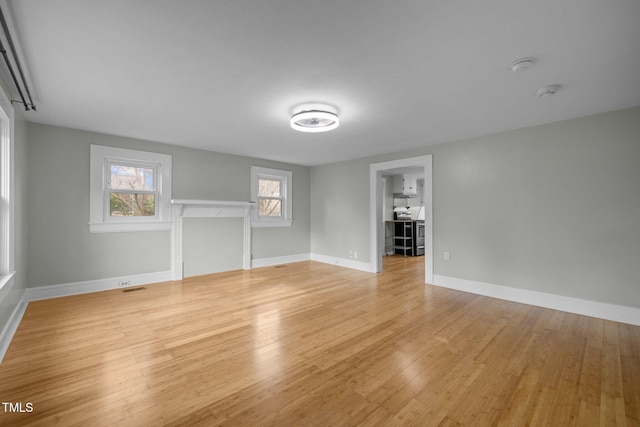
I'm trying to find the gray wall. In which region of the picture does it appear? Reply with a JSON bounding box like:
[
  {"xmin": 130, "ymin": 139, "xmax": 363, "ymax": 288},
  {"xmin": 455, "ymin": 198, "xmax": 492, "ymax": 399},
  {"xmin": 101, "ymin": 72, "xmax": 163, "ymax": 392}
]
[
  {"xmin": 12, "ymin": 107, "xmax": 640, "ymax": 311},
  {"xmin": 311, "ymin": 160, "xmax": 371, "ymax": 261},
  {"xmin": 0, "ymin": 100, "xmax": 28, "ymax": 334},
  {"xmin": 310, "ymin": 107, "xmax": 640, "ymax": 308},
  {"xmin": 183, "ymin": 218, "xmax": 244, "ymax": 276},
  {"xmin": 27, "ymin": 123, "xmax": 310, "ymax": 286}
]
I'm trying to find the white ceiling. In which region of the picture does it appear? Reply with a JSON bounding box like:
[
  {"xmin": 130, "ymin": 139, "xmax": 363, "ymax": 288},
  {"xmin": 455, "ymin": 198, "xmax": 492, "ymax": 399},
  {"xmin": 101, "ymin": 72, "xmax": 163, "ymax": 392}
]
[{"xmin": 6, "ymin": 0, "xmax": 640, "ymax": 166}]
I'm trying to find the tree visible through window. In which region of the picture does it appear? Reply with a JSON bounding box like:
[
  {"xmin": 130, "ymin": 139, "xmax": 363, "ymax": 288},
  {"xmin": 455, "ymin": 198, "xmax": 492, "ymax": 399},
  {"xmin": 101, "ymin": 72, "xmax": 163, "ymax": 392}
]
[
  {"xmin": 108, "ymin": 164, "xmax": 156, "ymax": 217},
  {"xmin": 258, "ymin": 177, "xmax": 283, "ymax": 217},
  {"xmin": 250, "ymin": 166, "xmax": 292, "ymax": 227},
  {"xmin": 90, "ymin": 144, "xmax": 172, "ymax": 233}
]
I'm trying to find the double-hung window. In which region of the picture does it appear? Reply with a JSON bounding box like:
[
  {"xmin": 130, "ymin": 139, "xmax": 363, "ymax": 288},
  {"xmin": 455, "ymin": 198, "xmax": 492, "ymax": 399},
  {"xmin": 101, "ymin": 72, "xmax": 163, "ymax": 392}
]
[
  {"xmin": 0, "ymin": 84, "xmax": 14, "ymax": 297},
  {"xmin": 107, "ymin": 162, "xmax": 157, "ymax": 217},
  {"xmin": 90, "ymin": 145, "xmax": 172, "ymax": 233},
  {"xmin": 251, "ymin": 166, "xmax": 292, "ymax": 227}
]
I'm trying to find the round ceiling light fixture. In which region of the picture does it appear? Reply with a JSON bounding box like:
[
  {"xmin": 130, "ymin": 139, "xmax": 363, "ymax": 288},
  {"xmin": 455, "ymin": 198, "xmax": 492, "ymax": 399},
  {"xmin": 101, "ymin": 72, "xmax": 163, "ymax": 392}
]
[
  {"xmin": 537, "ymin": 84, "xmax": 561, "ymax": 98},
  {"xmin": 290, "ymin": 104, "xmax": 339, "ymax": 133},
  {"xmin": 510, "ymin": 57, "xmax": 535, "ymax": 73}
]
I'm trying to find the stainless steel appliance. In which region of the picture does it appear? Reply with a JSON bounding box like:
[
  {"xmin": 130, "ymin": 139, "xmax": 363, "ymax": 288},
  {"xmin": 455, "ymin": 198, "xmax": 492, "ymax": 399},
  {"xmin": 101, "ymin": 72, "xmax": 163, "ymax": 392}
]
[{"xmin": 414, "ymin": 221, "xmax": 425, "ymax": 256}]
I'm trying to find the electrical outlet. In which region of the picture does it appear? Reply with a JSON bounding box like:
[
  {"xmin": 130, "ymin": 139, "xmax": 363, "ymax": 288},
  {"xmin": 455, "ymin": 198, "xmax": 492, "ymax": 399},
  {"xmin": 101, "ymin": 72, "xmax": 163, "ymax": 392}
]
[
  {"xmin": 119, "ymin": 280, "xmax": 131, "ymax": 287},
  {"xmin": 348, "ymin": 251, "xmax": 353, "ymax": 258},
  {"xmin": 354, "ymin": 252, "xmax": 358, "ymax": 259},
  {"xmin": 444, "ymin": 251, "xmax": 450, "ymax": 261}
]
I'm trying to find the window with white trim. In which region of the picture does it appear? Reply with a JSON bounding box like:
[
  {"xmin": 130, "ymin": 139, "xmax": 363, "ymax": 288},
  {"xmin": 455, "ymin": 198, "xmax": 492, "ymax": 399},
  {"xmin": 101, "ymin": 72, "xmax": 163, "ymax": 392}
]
[
  {"xmin": 0, "ymin": 85, "xmax": 14, "ymax": 294},
  {"xmin": 108, "ymin": 162, "xmax": 157, "ymax": 217},
  {"xmin": 251, "ymin": 166, "xmax": 292, "ymax": 227},
  {"xmin": 90, "ymin": 145, "xmax": 172, "ymax": 233}
]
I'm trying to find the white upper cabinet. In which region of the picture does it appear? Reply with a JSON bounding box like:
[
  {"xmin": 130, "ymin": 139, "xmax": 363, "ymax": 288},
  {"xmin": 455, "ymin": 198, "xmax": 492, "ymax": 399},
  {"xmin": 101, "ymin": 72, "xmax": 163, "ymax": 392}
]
[{"xmin": 393, "ymin": 174, "xmax": 417, "ymax": 197}]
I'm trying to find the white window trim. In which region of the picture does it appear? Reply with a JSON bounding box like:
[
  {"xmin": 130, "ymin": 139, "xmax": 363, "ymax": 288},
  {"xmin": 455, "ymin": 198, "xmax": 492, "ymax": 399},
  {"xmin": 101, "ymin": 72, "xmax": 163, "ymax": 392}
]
[
  {"xmin": 0, "ymin": 84, "xmax": 14, "ymax": 297},
  {"xmin": 251, "ymin": 166, "xmax": 292, "ymax": 227},
  {"xmin": 89, "ymin": 145, "xmax": 172, "ymax": 233}
]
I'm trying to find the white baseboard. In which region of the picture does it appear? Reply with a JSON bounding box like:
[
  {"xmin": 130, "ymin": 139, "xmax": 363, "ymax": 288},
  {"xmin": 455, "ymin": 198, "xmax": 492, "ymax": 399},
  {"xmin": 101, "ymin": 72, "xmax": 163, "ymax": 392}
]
[
  {"xmin": 21, "ymin": 254, "xmax": 372, "ymax": 304},
  {"xmin": 252, "ymin": 253, "xmax": 374, "ymax": 273},
  {"xmin": 5, "ymin": 267, "xmax": 637, "ymax": 364},
  {"xmin": 251, "ymin": 253, "xmax": 311, "ymax": 268},
  {"xmin": 0, "ymin": 294, "xmax": 28, "ymax": 363},
  {"xmin": 24, "ymin": 270, "xmax": 174, "ymax": 302},
  {"xmin": 433, "ymin": 275, "xmax": 640, "ymax": 326},
  {"xmin": 1, "ymin": 270, "xmax": 173, "ymax": 363},
  {"xmin": 310, "ymin": 253, "xmax": 373, "ymax": 272}
]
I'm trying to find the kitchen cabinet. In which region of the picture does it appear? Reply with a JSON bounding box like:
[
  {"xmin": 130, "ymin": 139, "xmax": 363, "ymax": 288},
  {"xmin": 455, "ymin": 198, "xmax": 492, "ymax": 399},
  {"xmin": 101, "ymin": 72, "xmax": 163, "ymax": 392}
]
[{"xmin": 393, "ymin": 174, "xmax": 417, "ymax": 197}]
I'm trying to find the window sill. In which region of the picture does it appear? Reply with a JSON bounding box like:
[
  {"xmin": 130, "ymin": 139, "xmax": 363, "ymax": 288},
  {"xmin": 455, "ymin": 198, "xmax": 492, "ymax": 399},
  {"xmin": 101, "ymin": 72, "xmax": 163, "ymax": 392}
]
[
  {"xmin": 0, "ymin": 271, "xmax": 15, "ymax": 292},
  {"xmin": 89, "ymin": 221, "xmax": 172, "ymax": 233},
  {"xmin": 252, "ymin": 219, "xmax": 292, "ymax": 228}
]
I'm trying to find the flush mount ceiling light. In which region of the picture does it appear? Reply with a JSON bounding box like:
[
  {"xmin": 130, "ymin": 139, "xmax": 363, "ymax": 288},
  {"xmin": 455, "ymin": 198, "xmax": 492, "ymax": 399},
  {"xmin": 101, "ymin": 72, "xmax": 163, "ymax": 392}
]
[
  {"xmin": 510, "ymin": 57, "xmax": 535, "ymax": 73},
  {"xmin": 290, "ymin": 104, "xmax": 339, "ymax": 133},
  {"xmin": 537, "ymin": 84, "xmax": 561, "ymax": 98}
]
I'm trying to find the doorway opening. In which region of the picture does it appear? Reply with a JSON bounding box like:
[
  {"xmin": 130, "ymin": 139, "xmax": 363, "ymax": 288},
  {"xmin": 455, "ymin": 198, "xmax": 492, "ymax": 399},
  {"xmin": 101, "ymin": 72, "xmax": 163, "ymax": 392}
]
[{"xmin": 369, "ymin": 155, "xmax": 433, "ymax": 284}]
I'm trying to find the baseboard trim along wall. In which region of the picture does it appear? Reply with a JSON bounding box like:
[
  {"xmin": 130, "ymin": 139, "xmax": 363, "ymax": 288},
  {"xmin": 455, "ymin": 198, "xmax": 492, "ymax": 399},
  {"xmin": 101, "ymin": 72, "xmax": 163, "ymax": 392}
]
[
  {"xmin": 433, "ymin": 275, "xmax": 640, "ymax": 326},
  {"xmin": 0, "ymin": 299, "xmax": 28, "ymax": 363},
  {"xmin": 251, "ymin": 253, "xmax": 311, "ymax": 268},
  {"xmin": 253, "ymin": 253, "xmax": 373, "ymax": 272},
  {"xmin": 310, "ymin": 253, "xmax": 373, "ymax": 272},
  {"xmin": 5, "ymin": 263, "xmax": 638, "ymax": 364},
  {"xmin": 24, "ymin": 270, "xmax": 174, "ymax": 302},
  {"xmin": 1, "ymin": 270, "xmax": 174, "ymax": 363}
]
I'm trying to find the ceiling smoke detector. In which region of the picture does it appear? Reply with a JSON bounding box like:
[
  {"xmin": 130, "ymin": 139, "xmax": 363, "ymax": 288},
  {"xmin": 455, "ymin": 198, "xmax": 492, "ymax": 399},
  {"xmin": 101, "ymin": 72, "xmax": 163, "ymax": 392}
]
[
  {"xmin": 290, "ymin": 104, "xmax": 339, "ymax": 133},
  {"xmin": 536, "ymin": 84, "xmax": 561, "ymax": 98},
  {"xmin": 510, "ymin": 57, "xmax": 535, "ymax": 73}
]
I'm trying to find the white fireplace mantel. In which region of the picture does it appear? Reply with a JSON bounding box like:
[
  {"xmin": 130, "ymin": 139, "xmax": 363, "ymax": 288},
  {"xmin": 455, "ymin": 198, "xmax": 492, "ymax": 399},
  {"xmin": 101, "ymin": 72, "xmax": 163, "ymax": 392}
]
[{"xmin": 170, "ymin": 199, "xmax": 255, "ymax": 280}]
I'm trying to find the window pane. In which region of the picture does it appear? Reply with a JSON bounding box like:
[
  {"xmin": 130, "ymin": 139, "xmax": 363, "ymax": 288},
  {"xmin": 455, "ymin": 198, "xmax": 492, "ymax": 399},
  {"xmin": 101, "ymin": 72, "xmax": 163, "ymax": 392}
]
[
  {"xmin": 110, "ymin": 165, "xmax": 155, "ymax": 191},
  {"xmin": 258, "ymin": 198, "xmax": 281, "ymax": 217},
  {"xmin": 258, "ymin": 178, "xmax": 281, "ymax": 197},
  {"xmin": 110, "ymin": 193, "xmax": 156, "ymax": 216}
]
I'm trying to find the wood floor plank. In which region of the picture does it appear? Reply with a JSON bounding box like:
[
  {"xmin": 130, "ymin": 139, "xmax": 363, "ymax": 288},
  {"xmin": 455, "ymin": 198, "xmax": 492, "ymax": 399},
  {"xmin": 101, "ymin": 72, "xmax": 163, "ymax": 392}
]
[{"xmin": 1, "ymin": 256, "xmax": 639, "ymax": 426}]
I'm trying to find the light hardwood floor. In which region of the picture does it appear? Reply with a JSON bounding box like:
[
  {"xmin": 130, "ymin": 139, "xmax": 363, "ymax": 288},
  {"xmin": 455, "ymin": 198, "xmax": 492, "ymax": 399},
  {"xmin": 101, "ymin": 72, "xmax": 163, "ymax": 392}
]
[{"xmin": 1, "ymin": 256, "xmax": 639, "ymax": 426}]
